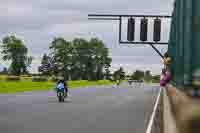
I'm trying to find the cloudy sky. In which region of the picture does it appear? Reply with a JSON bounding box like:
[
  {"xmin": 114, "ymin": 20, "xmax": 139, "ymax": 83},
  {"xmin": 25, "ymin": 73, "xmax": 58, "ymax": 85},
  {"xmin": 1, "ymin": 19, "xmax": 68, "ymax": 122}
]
[{"xmin": 0, "ymin": 0, "xmax": 174, "ymax": 74}]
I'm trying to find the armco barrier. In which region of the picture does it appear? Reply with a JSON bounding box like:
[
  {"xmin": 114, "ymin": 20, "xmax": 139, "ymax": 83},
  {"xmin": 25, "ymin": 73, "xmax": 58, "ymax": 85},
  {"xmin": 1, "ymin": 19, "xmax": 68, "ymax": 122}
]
[
  {"xmin": 163, "ymin": 88, "xmax": 179, "ymax": 133},
  {"xmin": 164, "ymin": 85, "xmax": 200, "ymax": 133}
]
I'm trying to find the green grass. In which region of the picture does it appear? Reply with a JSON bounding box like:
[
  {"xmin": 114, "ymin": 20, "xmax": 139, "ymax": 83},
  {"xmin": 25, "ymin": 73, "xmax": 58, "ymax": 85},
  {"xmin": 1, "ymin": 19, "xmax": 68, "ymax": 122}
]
[
  {"xmin": 0, "ymin": 79, "xmax": 114, "ymax": 94},
  {"xmin": 151, "ymin": 79, "xmax": 160, "ymax": 83}
]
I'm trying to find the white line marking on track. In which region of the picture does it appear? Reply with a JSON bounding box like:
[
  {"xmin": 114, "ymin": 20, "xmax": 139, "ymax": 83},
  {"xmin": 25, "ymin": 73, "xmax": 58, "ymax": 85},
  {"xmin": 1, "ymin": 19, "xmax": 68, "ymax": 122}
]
[{"xmin": 146, "ymin": 88, "xmax": 162, "ymax": 133}]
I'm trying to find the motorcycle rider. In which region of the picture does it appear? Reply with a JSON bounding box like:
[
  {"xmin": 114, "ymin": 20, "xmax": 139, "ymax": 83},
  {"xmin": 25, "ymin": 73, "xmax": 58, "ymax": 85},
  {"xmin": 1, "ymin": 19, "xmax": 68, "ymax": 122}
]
[{"xmin": 56, "ymin": 78, "xmax": 68, "ymax": 97}]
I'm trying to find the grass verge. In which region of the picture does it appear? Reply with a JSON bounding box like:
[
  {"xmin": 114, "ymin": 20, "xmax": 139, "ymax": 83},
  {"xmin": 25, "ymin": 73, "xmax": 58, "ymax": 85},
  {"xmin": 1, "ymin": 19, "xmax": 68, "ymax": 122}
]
[{"xmin": 0, "ymin": 80, "xmax": 114, "ymax": 94}]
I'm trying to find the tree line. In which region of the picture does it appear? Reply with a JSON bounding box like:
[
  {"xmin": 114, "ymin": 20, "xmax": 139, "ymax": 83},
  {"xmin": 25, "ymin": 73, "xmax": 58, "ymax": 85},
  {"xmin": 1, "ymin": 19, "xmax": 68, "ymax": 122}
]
[
  {"xmin": 112, "ymin": 68, "xmax": 159, "ymax": 82},
  {"xmin": 39, "ymin": 37, "xmax": 112, "ymax": 80},
  {"xmin": 0, "ymin": 35, "xmax": 112, "ymax": 81},
  {"xmin": 0, "ymin": 35, "xmax": 160, "ymax": 82}
]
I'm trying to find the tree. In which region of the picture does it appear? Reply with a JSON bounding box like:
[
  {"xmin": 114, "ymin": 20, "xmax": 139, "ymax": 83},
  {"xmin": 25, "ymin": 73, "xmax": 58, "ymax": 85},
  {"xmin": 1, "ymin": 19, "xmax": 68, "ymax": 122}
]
[
  {"xmin": 38, "ymin": 54, "xmax": 53, "ymax": 76},
  {"xmin": 113, "ymin": 67, "xmax": 125, "ymax": 81},
  {"xmin": 113, "ymin": 70, "xmax": 120, "ymax": 81},
  {"xmin": 144, "ymin": 70, "xmax": 152, "ymax": 82},
  {"xmin": 72, "ymin": 38, "xmax": 90, "ymax": 80},
  {"xmin": 1, "ymin": 35, "xmax": 33, "ymax": 75},
  {"xmin": 50, "ymin": 37, "xmax": 74, "ymax": 80},
  {"xmin": 73, "ymin": 38, "xmax": 112, "ymax": 80},
  {"xmin": 104, "ymin": 57, "xmax": 112, "ymax": 80},
  {"xmin": 131, "ymin": 70, "xmax": 144, "ymax": 80},
  {"xmin": 119, "ymin": 67, "xmax": 126, "ymax": 80},
  {"xmin": 88, "ymin": 38, "xmax": 112, "ymax": 80},
  {"xmin": 50, "ymin": 37, "xmax": 112, "ymax": 81}
]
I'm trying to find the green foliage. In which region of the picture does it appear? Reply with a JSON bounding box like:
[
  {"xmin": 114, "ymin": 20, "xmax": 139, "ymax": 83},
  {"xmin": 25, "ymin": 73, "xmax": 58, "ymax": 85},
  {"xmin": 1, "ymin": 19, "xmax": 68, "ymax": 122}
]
[
  {"xmin": 38, "ymin": 54, "xmax": 53, "ymax": 76},
  {"xmin": 49, "ymin": 37, "xmax": 112, "ymax": 81},
  {"xmin": 152, "ymin": 75, "xmax": 160, "ymax": 83},
  {"xmin": 113, "ymin": 67, "xmax": 126, "ymax": 81},
  {"xmin": 0, "ymin": 35, "xmax": 33, "ymax": 75},
  {"xmin": 32, "ymin": 76, "xmax": 48, "ymax": 82},
  {"xmin": 50, "ymin": 76, "xmax": 60, "ymax": 82},
  {"xmin": 6, "ymin": 76, "xmax": 21, "ymax": 81},
  {"xmin": 131, "ymin": 70, "xmax": 144, "ymax": 80},
  {"xmin": 144, "ymin": 70, "xmax": 152, "ymax": 82}
]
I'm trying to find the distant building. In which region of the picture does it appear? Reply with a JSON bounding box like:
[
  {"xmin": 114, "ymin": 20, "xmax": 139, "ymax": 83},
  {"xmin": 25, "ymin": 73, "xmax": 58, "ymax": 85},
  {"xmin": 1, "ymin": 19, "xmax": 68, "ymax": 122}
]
[
  {"xmin": 0, "ymin": 64, "xmax": 5, "ymax": 72},
  {"xmin": 0, "ymin": 64, "xmax": 8, "ymax": 74}
]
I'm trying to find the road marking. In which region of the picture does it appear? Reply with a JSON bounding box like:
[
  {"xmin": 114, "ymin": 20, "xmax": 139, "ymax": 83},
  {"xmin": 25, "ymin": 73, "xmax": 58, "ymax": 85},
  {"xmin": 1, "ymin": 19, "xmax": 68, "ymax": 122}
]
[{"xmin": 146, "ymin": 88, "xmax": 162, "ymax": 133}]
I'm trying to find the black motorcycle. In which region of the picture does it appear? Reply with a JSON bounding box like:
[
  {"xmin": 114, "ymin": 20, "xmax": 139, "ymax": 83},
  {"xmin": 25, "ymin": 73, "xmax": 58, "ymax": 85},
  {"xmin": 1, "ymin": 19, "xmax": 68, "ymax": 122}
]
[{"xmin": 57, "ymin": 89, "xmax": 67, "ymax": 102}]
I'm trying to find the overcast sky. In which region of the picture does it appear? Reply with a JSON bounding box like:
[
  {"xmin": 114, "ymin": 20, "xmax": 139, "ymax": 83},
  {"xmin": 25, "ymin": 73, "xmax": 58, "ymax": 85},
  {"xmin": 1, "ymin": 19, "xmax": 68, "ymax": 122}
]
[{"xmin": 0, "ymin": 0, "xmax": 174, "ymax": 74}]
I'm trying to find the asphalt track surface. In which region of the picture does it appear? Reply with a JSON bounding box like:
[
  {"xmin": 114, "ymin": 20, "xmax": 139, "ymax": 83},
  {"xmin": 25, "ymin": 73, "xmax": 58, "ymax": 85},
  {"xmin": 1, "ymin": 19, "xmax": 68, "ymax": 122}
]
[{"xmin": 0, "ymin": 83, "xmax": 160, "ymax": 133}]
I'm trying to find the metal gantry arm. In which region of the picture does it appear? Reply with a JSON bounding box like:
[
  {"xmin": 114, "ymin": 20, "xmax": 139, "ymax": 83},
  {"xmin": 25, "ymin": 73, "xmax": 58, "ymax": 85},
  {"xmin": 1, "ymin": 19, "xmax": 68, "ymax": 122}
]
[
  {"xmin": 88, "ymin": 14, "xmax": 171, "ymax": 18},
  {"xmin": 88, "ymin": 14, "xmax": 172, "ymax": 59},
  {"xmin": 149, "ymin": 43, "xmax": 164, "ymax": 59}
]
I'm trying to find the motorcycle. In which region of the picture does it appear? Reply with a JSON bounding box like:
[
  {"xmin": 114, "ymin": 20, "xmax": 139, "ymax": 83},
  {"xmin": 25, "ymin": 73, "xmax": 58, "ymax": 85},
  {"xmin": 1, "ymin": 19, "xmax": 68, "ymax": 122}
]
[{"xmin": 57, "ymin": 89, "xmax": 67, "ymax": 102}]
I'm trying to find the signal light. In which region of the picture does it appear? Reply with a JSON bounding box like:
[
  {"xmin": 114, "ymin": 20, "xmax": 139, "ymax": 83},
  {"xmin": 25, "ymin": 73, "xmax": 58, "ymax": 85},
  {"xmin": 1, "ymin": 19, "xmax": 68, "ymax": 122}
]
[
  {"xmin": 153, "ymin": 18, "xmax": 161, "ymax": 42},
  {"xmin": 127, "ymin": 18, "xmax": 135, "ymax": 41},
  {"xmin": 140, "ymin": 18, "xmax": 148, "ymax": 41}
]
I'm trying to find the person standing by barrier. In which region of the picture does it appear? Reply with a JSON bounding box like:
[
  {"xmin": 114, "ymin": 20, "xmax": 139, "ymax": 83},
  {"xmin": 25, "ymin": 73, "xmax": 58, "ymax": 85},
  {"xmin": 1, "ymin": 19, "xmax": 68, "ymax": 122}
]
[{"xmin": 160, "ymin": 52, "xmax": 173, "ymax": 87}]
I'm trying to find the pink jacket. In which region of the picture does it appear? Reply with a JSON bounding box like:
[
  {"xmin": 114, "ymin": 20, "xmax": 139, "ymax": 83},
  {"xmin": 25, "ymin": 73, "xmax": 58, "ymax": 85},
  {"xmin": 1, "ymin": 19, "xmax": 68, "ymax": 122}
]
[{"xmin": 160, "ymin": 69, "xmax": 172, "ymax": 87}]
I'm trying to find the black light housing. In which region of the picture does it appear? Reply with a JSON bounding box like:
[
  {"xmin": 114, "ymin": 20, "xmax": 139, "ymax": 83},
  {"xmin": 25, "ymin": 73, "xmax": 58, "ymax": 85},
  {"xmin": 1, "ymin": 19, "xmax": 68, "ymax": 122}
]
[
  {"xmin": 153, "ymin": 18, "xmax": 161, "ymax": 42},
  {"xmin": 140, "ymin": 18, "xmax": 148, "ymax": 41},
  {"xmin": 127, "ymin": 18, "xmax": 135, "ymax": 41}
]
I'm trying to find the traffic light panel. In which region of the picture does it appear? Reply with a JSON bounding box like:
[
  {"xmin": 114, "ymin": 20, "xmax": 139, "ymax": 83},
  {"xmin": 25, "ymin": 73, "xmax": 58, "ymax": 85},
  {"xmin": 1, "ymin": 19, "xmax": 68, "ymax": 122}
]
[
  {"xmin": 153, "ymin": 18, "xmax": 161, "ymax": 42},
  {"xmin": 127, "ymin": 18, "xmax": 135, "ymax": 41},
  {"xmin": 140, "ymin": 18, "xmax": 148, "ymax": 41}
]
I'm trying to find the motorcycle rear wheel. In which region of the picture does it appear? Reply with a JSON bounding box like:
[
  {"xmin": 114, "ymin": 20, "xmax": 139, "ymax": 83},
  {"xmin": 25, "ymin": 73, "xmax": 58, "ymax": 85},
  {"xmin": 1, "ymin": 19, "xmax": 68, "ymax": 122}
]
[{"xmin": 58, "ymin": 96, "xmax": 63, "ymax": 102}]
